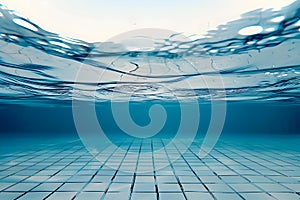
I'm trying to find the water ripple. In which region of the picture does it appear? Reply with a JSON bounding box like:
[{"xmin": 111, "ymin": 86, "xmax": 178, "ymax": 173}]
[{"xmin": 0, "ymin": 2, "xmax": 300, "ymax": 104}]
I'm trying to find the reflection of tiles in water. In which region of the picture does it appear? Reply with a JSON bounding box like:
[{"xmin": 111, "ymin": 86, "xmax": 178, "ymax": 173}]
[{"xmin": 0, "ymin": 139, "xmax": 299, "ymax": 200}]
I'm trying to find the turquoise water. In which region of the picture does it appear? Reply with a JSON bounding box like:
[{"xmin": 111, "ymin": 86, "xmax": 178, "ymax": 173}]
[{"xmin": 0, "ymin": 1, "xmax": 299, "ymax": 200}]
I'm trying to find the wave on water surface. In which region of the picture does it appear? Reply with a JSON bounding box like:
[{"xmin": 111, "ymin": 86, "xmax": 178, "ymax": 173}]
[{"xmin": 0, "ymin": 2, "xmax": 300, "ymax": 104}]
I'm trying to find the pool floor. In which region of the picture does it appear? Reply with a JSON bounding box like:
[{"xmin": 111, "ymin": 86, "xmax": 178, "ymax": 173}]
[{"xmin": 0, "ymin": 137, "xmax": 299, "ymax": 200}]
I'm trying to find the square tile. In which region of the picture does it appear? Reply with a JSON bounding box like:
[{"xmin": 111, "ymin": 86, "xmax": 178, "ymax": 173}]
[
  {"xmin": 103, "ymin": 192, "xmax": 129, "ymax": 200},
  {"xmin": 133, "ymin": 183, "xmax": 156, "ymax": 192},
  {"xmin": 131, "ymin": 192, "xmax": 157, "ymax": 200},
  {"xmin": 213, "ymin": 193, "xmax": 243, "ymax": 200},
  {"xmin": 182, "ymin": 183, "xmax": 207, "ymax": 192},
  {"xmin": 108, "ymin": 183, "xmax": 131, "ymax": 192},
  {"xmin": 83, "ymin": 183, "xmax": 108, "ymax": 192},
  {"xmin": 58, "ymin": 183, "xmax": 85, "ymax": 191},
  {"xmin": 185, "ymin": 192, "xmax": 214, "ymax": 200},
  {"xmin": 159, "ymin": 193, "xmax": 185, "ymax": 200},
  {"xmin": 241, "ymin": 193, "xmax": 276, "ymax": 200},
  {"xmin": 206, "ymin": 183, "xmax": 234, "ymax": 193},
  {"xmin": 32, "ymin": 183, "xmax": 62, "ymax": 192},
  {"xmin": 46, "ymin": 192, "xmax": 77, "ymax": 200},
  {"xmin": 0, "ymin": 192, "xmax": 23, "ymax": 200},
  {"xmin": 270, "ymin": 192, "xmax": 300, "ymax": 200},
  {"xmin": 74, "ymin": 192, "xmax": 103, "ymax": 200},
  {"xmin": 158, "ymin": 183, "xmax": 182, "ymax": 192},
  {"xmin": 230, "ymin": 183, "xmax": 262, "ymax": 192},
  {"xmin": 5, "ymin": 183, "xmax": 39, "ymax": 192},
  {"xmin": 18, "ymin": 192, "xmax": 50, "ymax": 200}
]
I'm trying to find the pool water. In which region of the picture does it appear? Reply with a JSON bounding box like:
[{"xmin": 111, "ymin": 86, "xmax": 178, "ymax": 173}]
[{"xmin": 0, "ymin": 1, "xmax": 300, "ymax": 200}]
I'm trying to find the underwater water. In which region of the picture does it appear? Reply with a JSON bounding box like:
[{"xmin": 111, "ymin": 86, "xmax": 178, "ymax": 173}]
[{"xmin": 0, "ymin": 1, "xmax": 299, "ymax": 200}]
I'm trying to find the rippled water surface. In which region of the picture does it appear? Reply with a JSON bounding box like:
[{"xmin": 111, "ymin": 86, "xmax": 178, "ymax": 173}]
[{"xmin": 0, "ymin": 2, "xmax": 300, "ymax": 104}]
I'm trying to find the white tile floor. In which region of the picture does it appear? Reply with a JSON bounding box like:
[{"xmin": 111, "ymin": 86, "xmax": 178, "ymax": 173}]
[{"xmin": 0, "ymin": 138, "xmax": 299, "ymax": 200}]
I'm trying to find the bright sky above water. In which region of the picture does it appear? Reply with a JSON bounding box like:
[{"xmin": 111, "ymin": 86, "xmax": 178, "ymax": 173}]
[{"xmin": 0, "ymin": 0, "xmax": 296, "ymax": 42}]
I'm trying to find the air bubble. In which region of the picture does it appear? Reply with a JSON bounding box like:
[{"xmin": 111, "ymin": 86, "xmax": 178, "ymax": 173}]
[
  {"xmin": 264, "ymin": 27, "xmax": 276, "ymax": 32},
  {"xmin": 36, "ymin": 40, "xmax": 48, "ymax": 45},
  {"xmin": 246, "ymin": 41, "xmax": 256, "ymax": 45},
  {"xmin": 229, "ymin": 45, "xmax": 241, "ymax": 49},
  {"xmin": 12, "ymin": 18, "xmax": 38, "ymax": 32},
  {"xmin": 268, "ymin": 36, "xmax": 278, "ymax": 40},
  {"xmin": 53, "ymin": 48, "xmax": 66, "ymax": 54},
  {"xmin": 209, "ymin": 49, "xmax": 218, "ymax": 54},
  {"xmin": 271, "ymin": 16, "xmax": 285, "ymax": 23},
  {"xmin": 238, "ymin": 25, "xmax": 263, "ymax": 36},
  {"xmin": 8, "ymin": 35, "xmax": 19, "ymax": 40}
]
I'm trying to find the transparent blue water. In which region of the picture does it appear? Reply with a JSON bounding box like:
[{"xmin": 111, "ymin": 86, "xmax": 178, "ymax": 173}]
[
  {"xmin": 0, "ymin": 1, "xmax": 299, "ymax": 145},
  {"xmin": 0, "ymin": 2, "xmax": 299, "ymax": 200}
]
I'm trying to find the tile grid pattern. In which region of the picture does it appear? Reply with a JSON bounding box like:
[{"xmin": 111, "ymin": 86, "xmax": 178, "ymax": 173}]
[{"xmin": 0, "ymin": 139, "xmax": 299, "ymax": 200}]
